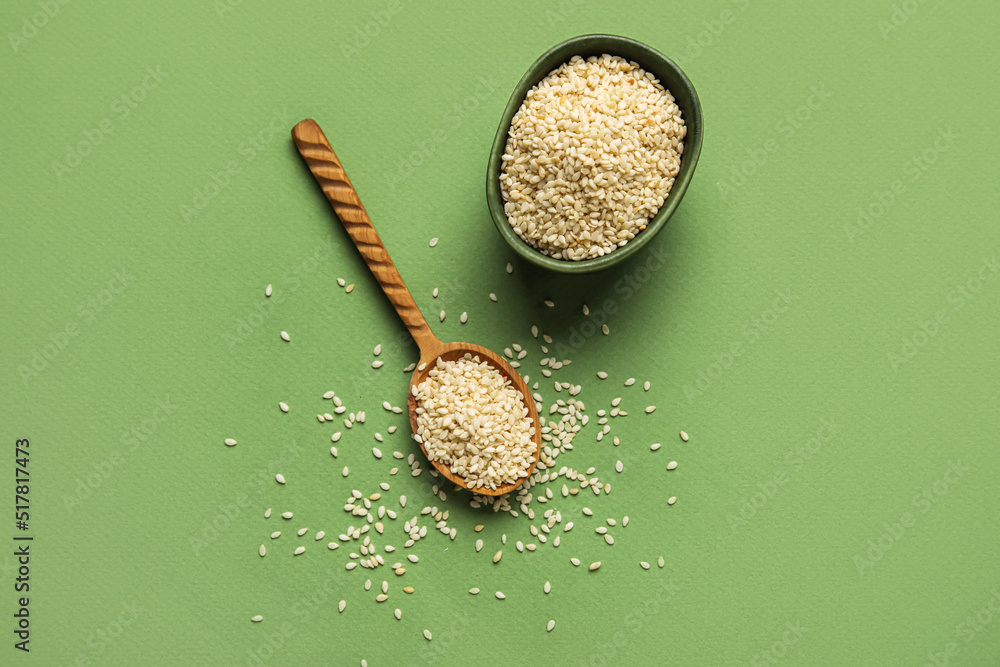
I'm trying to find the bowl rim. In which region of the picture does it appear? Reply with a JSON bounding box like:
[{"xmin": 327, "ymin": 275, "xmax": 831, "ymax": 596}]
[{"xmin": 486, "ymin": 33, "xmax": 703, "ymax": 274}]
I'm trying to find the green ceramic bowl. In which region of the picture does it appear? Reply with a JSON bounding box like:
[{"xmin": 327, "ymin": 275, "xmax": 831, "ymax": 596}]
[{"xmin": 486, "ymin": 34, "xmax": 703, "ymax": 274}]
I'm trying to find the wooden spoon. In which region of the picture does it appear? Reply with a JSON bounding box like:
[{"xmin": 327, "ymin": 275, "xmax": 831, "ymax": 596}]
[{"xmin": 291, "ymin": 118, "xmax": 541, "ymax": 497}]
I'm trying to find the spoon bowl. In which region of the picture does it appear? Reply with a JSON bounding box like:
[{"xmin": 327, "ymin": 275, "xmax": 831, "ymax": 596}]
[{"xmin": 292, "ymin": 118, "xmax": 541, "ymax": 496}]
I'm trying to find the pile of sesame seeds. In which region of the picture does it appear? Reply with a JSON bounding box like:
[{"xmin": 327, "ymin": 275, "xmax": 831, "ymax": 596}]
[
  {"xmin": 500, "ymin": 54, "xmax": 686, "ymax": 260},
  {"xmin": 413, "ymin": 354, "xmax": 537, "ymax": 491},
  {"xmin": 238, "ymin": 282, "xmax": 689, "ymax": 656}
]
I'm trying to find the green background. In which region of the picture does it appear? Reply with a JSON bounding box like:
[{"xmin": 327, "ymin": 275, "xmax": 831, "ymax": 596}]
[{"xmin": 2, "ymin": 0, "xmax": 999, "ymax": 665}]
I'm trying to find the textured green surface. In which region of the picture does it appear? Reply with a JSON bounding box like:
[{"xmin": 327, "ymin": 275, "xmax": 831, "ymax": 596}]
[{"xmin": 2, "ymin": 1, "xmax": 999, "ymax": 665}]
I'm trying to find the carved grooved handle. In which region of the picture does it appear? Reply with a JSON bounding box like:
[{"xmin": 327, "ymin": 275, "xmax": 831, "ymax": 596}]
[{"xmin": 292, "ymin": 118, "xmax": 438, "ymax": 354}]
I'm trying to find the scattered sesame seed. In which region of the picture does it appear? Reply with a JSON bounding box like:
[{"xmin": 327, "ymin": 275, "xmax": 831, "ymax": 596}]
[
  {"xmin": 264, "ymin": 508, "xmax": 271, "ymax": 518},
  {"xmin": 279, "ymin": 402, "xmax": 289, "ymax": 413},
  {"xmin": 342, "ymin": 466, "xmax": 349, "ymax": 477},
  {"xmin": 376, "ymin": 594, "xmax": 388, "ymax": 602},
  {"xmin": 589, "ymin": 562, "xmax": 601, "ymax": 571},
  {"xmin": 615, "ymin": 460, "xmax": 623, "ymax": 473},
  {"xmin": 265, "ymin": 284, "xmax": 272, "ymax": 297},
  {"xmin": 337, "ymin": 278, "xmax": 345, "ymax": 287},
  {"xmin": 547, "ymin": 620, "xmax": 556, "ymax": 632},
  {"xmin": 469, "ymin": 588, "xmax": 480, "ymax": 595},
  {"xmin": 294, "ymin": 546, "xmax": 305, "ymax": 555},
  {"xmin": 475, "ymin": 539, "xmax": 483, "ymax": 552},
  {"xmin": 259, "ymin": 545, "xmax": 266, "ymax": 557},
  {"xmin": 531, "ymin": 325, "xmax": 538, "ymax": 337},
  {"xmin": 644, "ymin": 381, "xmax": 651, "ymax": 391},
  {"xmin": 544, "ymin": 581, "xmax": 551, "ymax": 594},
  {"xmin": 650, "ymin": 443, "xmax": 661, "ymax": 451},
  {"xmin": 423, "ymin": 629, "xmax": 433, "ymax": 640},
  {"xmin": 439, "ymin": 310, "xmax": 445, "ymax": 322},
  {"xmin": 582, "ymin": 507, "xmax": 593, "ymax": 516},
  {"xmin": 372, "ymin": 360, "xmax": 383, "ymax": 369},
  {"xmin": 506, "ymin": 262, "xmax": 513, "ymax": 274},
  {"xmin": 623, "ymin": 516, "xmax": 629, "ymax": 526},
  {"xmin": 297, "ymin": 527, "xmax": 308, "ymax": 536},
  {"xmin": 493, "ymin": 550, "xmax": 503, "ymax": 563},
  {"xmin": 582, "ymin": 304, "xmax": 589, "ymax": 315},
  {"xmin": 544, "ymin": 299, "xmax": 555, "ymax": 308},
  {"xmin": 429, "ymin": 238, "xmax": 438, "ymax": 247},
  {"xmin": 625, "ymin": 378, "xmax": 635, "ymax": 386},
  {"xmin": 394, "ymin": 608, "xmax": 402, "ymax": 620},
  {"xmin": 224, "ymin": 438, "xmax": 237, "ymax": 447},
  {"xmin": 667, "ymin": 496, "xmax": 677, "ymax": 505},
  {"xmin": 280, "ymin": 331, "xmax": 290, "ymax": 342},
  {"xmin": 407, "ymin": 554, "xmax": 418, "ymax": 563},
  {"xmin": 251, "ymin": 615, "xmax": 263, "ymax": 622},
  {"xmin": 489, "ymin": 293, "xmax": 498, "ymax": 302},
  {"xmin": 658, "ymin": 556, "xmax": 665, "ymax": 568},
  {"xmin": 602, "ymin": 324, "xmax": 610, "ymax": 335},
  {"xmin": 339, "ymin": 600, "xmax": 346, "ymax": 613},
  {"xmin": 597, "ymin": 371, "xmax": 608, "ymax": 379},
  {"xmin": 645, "ymin": 406, "xmax": 656, "ymax": 414},
  {"xmin": 680, "ymin": 430, "xmax": 689, "ymax": 442},
  {"xmin": 475, "ymin": 525, "xmax": 484, "ymax": 532},
  {"xmin": 281, "ymin": 512, "xmax": 293, "ymax": 519},
  {"xmin": 570, "ymin": 558, "xmax": 581, "ymax": 566},
  {"xmin": 271, "ymin": 531, "xmax": 280, "ymax": 539},
  {"xmin": 403, "ymin": 587, "xmax": 414, "ymax": 594},
  {"xmin": 495, "ymin": 592, "xmax": 505, "ymax": 600},
  {"xmin": 640, "ymin": 561, "xmax": 650, "ymax": 570},
  {"xmin": 667, "ymin": 461, "xmax": 677, "ymax": 470},
  {"xmin": 275, "ymin": 473, "xmax": 286, "ymax": 484},
  {"xmin": 345, "ymin": 284, "xmax": 355, "ymax": 293}
]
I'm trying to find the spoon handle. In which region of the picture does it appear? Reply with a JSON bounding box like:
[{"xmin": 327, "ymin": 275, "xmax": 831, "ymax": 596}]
[{"xmin": 292, "ymin": 118, "xmax": 437, "ymax": 352}]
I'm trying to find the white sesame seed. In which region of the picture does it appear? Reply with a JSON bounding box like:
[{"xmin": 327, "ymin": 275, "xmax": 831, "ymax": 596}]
[
  {"xmin": 623, "ymin": 516, "xmax": 629, "ymax": 526},
  {"xmin": 376, "ymin": 594, "xmax": 388, "ymax": 602},
  {"xmin": 645, "ymin": 406, "xmax": 656, "ymax": 414},
  {"xmin": 604, "ymin": 534, "xmax": 614, "ymax": 545},
  {"xmin": 345, "ymin": 284, "xmax": 355, "ymax": 293},
  {"xmin": 342, "ymin": 466, "xmax": 349, "ymax": 477},
  {"xmin": 640, "ymin": 561, "xmax": 650, "ymax": 570},
  {"xmin": 506, "ymin": 262, "xmax": 513, "ymax": 274},
  {"xmin": 294, "ymin": 546, "xmax": 305, "ymax": 555},
  {"xmin": 667, "ymin": 461, "xmax": 678, "ymax": 470},
  {"xmin": 597, "ymin": 371, "xmax": 608, "ymax": 379},
  {"xmin": 495, "ymin": 592, "xmax": 505, "ymax": 600},
  {"xmin": 328, "ymin": 542, "xmax": 339, "ymax": 550},
  {"xmin": 602, "ymin": 324, "xmax": 610, "ymax": 335},
  {"xmin": 429, "ymin": 237, "xmax": 438, "ymax": 247},
  {"xmin": 280, "ymin": 331, "xmax": 290, "ymax": 342},
  {"xmin": 650, "ymin": 443, "xmax": 661, "ymax": 451},
  {"xmin": 493, "ymin": 550, "xmax": 502, "ymax": 563},
  {"xmin": 570, "ymin": 558, "xmax": 581, "ymax": 566},
  {"xmin": 297, "ymin": 527, "xmax": 308, "ymax": 536},
  {"xmin": 469, "ymin": 588, "xmax": 480, "ymax": 595},
  {"xmin": 423, "ymin": 629, "xmax": 432, "ymax": 640},
  {"xmin": 544, "ymin": 299, "xmax": 555, "ymax": 308},
  {"xmin": 403, "ymin": 362, "xmax": 416, "ymax": 372},
  {"xmin": 251, "ymin": 615, "xmax": 263, "ymax": 622},
  {"xmin": 544, "ymin": 581, "xmax": 551, "ymax": 594},
  {"xmin": 582, "ymin": 507, "xmax": 593, "ymax": 516},
  {"xmin": 644, "ymin": 381, "xmax": 651, "ymax": 391},
  {"xmin": 624, "ymin": 378, "xmax": 635, "ymax": 386},
  {"xmin": 394, "ymin": 608, "xmax": 402, "ymax": 620},
  {"xmin": 668, "ymin": 496, "xmax": 677, "ymax": 505},
  {"xmin": 615, "ymin": 460, "xmax": 623, "ymax": 473},
  {"xmin": 339, "ymin": 600, "xmax": 346, "ymax": 613},
  {"xmin": 489, "ymin": 293, "xmax": 498, "ymax": 302},
  {"xmin": 432, "ymin": 288, "xmax": 439, "ymax": 298},
  {"xmin": 373, "ymin": 344, "xmax": 382, "ymax": 356},
  {"xmin": 372, "ymin": 360, "xmax": 383, "ymax": 369},
  {"xmin": 323, "ymin": 390, "xmax": 335, "ymax": 399},
  {"xmin": 582, "ymin": 304, "xmax": 589, "ymax": 315},
  {"xmin": 346, "ymin": 562, "xmax": 357, "ymax": 570},
  {"xmin": 589, "ymin": 562, "xmax": 601, "ymax": 571},
  {"xmin": 564, "ymin": 522, "xmax": 574, "ymax": 532},
  {"xmin": 475, "ymin": 539, "xmax": 483, "ymax": 552},
  {"xmin": 281, "ymin": 512, "xmax": 293, "ymax": 519},
  {"xmin": 680, "ymin": 430, "xmax": 689, "ymax": 442},
  {"xmin": 259, "ymin": 544, "xmax": 266, "ymax": 557},
  {"xmin": 547, "ymin": 620, "xmax": 556, "ymax": 632},
  {"xmin": 264, "ymin": 508, "xmax": 271, "ymax": 519},
  {"xmin": 407, "ymin": 554, "xmax": 418, "ymax": 563},
  {"xmin": 265, "ymin": 284, "xmax": 272, "ymax": 297},
  {"xmin": 271, "ymin": 531, "xmax": 281, "ymax": 539},
  {"xmin": 224, "ymin": 438, "xmax": 237, "ymax": 447},
  {"xmin": 275, "ymin": 473, "xmax": 286, "ymax": 484},
  {"xmin": 658, "ymin": 556, "xmax": 665, "ymax": 568},
  {"xmin": 460, "ymin": 312, "xmax": 468, "ymax": 324},
  {"xmin": 372, "ymin": 448, "xmax": 382, "ymax": 459},
  {"xmin": 439, "ymin": 310, "xmax": 445, "ymax": 322},
  {"xmin": 337, "ymin": 278, "xmax": 345, "ymax": 287},
  {"xmin": 279, "ymin": 402, "xmax": 289, "ymax": 413},
  {"xmin": 531, "ymin": 325, "xmax": 538, "ymax": 337}
]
